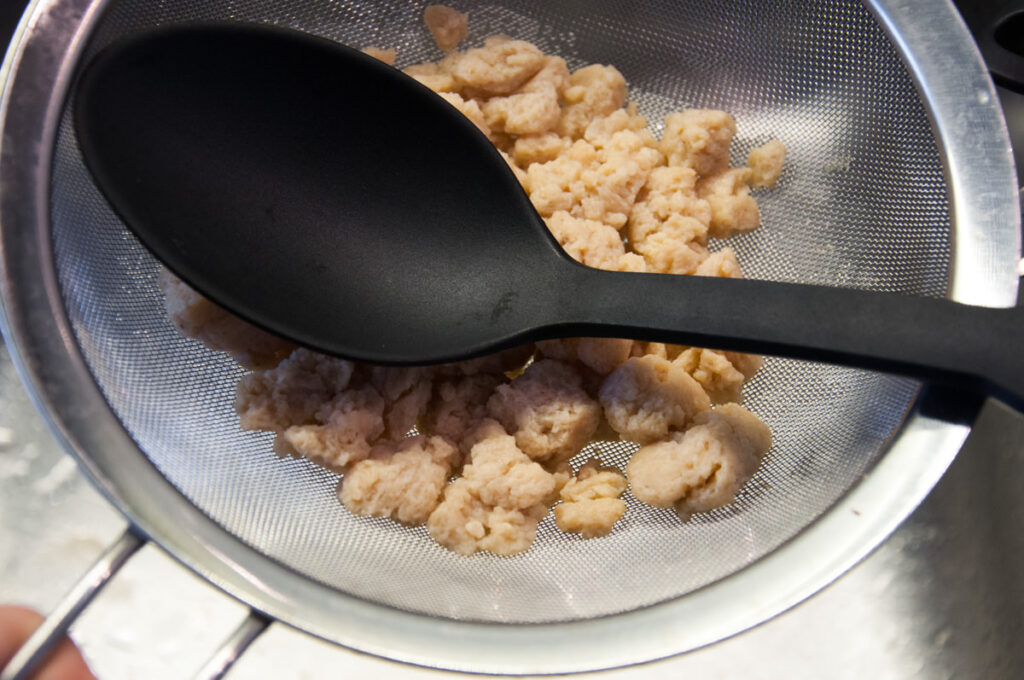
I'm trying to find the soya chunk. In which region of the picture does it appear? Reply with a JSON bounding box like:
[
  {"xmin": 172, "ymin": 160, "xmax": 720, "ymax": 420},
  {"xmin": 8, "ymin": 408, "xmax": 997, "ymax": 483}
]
[
  {"xmin": 674, "ymin": 348, "xmax": 746, "ymax": 405},
  {"xmin": 576, "ymin": 337, "xmax": 635, "ymax": 376},
  {"xmin": 423, "ymin": 373, "xmax": 502, "ymax": 450},
  {"xmin": 629, "ymin": 221, "xmax": 709, "ymax": 274},
  {"xmin": 558, "ymin": 64, "xmax": 627, "ymax": 139},
  {"xmin": 659, "ymin": 109, "xmax": 737, "ymax": 176},
  {"xmin": 483, "ymin": 86, "xmax": 561, "ymax": 136},
  {"xmin": 451, "ymin": 36, "xmax": 546, "ymax": 96},
  {"xmin": 626, "ymin": 404, "xmax": 771, "ymax": 519},
  {"xmin": 627, "ymin": 167, "xmax": 711, "ymax": 274},
  {"xmin": 695, "ymin": 247, "xmax": 743, "ymax": 278},
  {"xmin": 554, "ymin": 459, "xmax": 627, "ymax": 538},
  {"xmin": 545, "ymin": 211, "xmax": 626, "ymax": 270},
  {"xmin": 424, "ymin": 5, "xmax": 469, "ymax": 51},
  {"xmin": 427, "ymin": 420, "xmax": 556, "ymax": 555},
  {"xmin": 747, "ymin": 139, "xmax": 787, "ymax": 188},
  {"xmin": 235, "ymin": 347, "xmax": 355, "ymax": 432},
  {"xmin": 282, "ymin": 386, "xmax": 386, "ymax": 472},
  {"xmin": 339, "ymin": 435, "xmax": 460, "ymax": 524},
  {"xmin": 513, "ymin": 132, "xmax": 571, "ymax": 167},
  {"xmin": 527, "ymin": 123, "xmax": 660, "ymax": 230},
  {"xmin": 697, "ymin": 168, "xmax": 761, "ymax": 239},
  {"xmin": 599, "ymin": 355, "xmax": 711, "ymax": 444},
  {"xmin": 487, "ymin": 360, "xmax": 601, "ymax": 465},
  {"xmin": 437, "ymin": 92, "xmax": 491, "ymax": 138},
  {"xmin": 367, "ymin": 366, "xmax": 435, "ymax": 440},
  {"xmin": 159, "ymin": 269, "xmax": 294, "ymax": 369},
  {"xmin": 404, "ymin": 56, "xmax": 461, "ymax": 93}
]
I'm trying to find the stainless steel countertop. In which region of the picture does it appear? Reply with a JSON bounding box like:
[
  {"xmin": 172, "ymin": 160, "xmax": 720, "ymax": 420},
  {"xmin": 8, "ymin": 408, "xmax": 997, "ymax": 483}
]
[{"xmin": 2, "ymin": 8, "xmax": 1023, "ymax": 679}]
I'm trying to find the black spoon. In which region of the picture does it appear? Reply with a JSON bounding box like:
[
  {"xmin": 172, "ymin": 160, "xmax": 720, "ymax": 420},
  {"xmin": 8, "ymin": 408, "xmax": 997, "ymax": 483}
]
[{"xmin": 73, "ymin": 23, "xmax": 1024, "ymax": 412}]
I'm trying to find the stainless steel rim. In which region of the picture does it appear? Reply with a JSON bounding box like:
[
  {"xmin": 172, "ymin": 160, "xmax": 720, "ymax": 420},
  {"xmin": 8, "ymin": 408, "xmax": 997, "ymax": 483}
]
[{"xmin": 0, "ymin": 0, "xmax": 1018, "ymax": 674}]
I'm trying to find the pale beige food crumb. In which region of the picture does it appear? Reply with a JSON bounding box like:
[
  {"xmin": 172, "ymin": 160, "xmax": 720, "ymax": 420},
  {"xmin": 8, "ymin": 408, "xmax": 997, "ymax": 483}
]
[
  {"xmin": 437, "ymin": 92, "xmax": 491, "ymax": 137},
  {"xmin": 698, "ymin": 167, "xmax": 761, "ymax": 239},
  {"xmin": 522, "ymin": 55, "xmax": 571, "ymax": 93},
  {"xmin": 695, "ymin": 247, "xmax": 743, "ymax": 278},
  {"xmin": 599, "ymin": 355, "xmax": 711, "ymax": 444},
  {"xmin": 158, "ymin": 269, "xmax": 294, "ymax": 369},
  {"xmin": 427, "ymin": 420, "xmax": 556, "ymax": 555},
  {"xmin": 235, "ymin": 347, "xmax": 355, "ymax": 432},
  {"xmin": 423, "ymin": 5, "xmax": 468, "ymax": 51},
  {"xmin": 627, "ymin": 167, "xmax": 712, "ymax": 274},
  {"xmin": 404, "ymin": 56, "xmax": 461, "ymax": 92},
  {"xmin": 578, "ymin": 116, "xmax": 662, "ymax": 228},
  {"xmin": 513, "ymin": 133, "xmax": 570, "ymax": 167},
  {"xmin": 361, "ymin": 46, "xmax": 396, "ymax": 65},
  {"xmin": 626, "ymin": 404, "xmax": 771, "ymax": 519},
  {"xmin": 545, "ymin": 211, "xmax": 626, "ymax": 270},
  {"xmin": 525, "ymin": 148, "xmax": 587, "ymax": 217},
  {"xmin": 531, "ymin": 341, "xmax": 624, "ymax": 398},
  {"xmin": 487, "ymin": 360, "xmax": 601, "ymax": 464},
  {"xmin": 339, "ymin": 435, "xmax": 460, "ymax": 524},
  {"xmin": 576, "ymin": 337, "xmax": 635, "ymax": 376},
  {"xmin": 526, "ymin": 124, "xmax": 660, "ymax": 230},
  {"xmin": 558, "ymin": 64, "xmax": 627, "ymax": 139},
  {"xmin": 554, "ymin": 459, "xmax": 627, "ymax": 538},
  {"xmin": 747, "ymin": 138, "xmax": 786, "ymax": 188},
  {"xmin": 367, "ymin": 366, "xmax": 435, "ymax": 440},
  {"xmin": 451, "ymin": 36, "xmax": 546, "ymax": 96},
  {"xmin": 723, "ymin": 351, "xmax": 764, "ymax": 380},
  {"xmin": 632, "ymin": 166, "xmax": 712, "ymax": 229},
  {"xmin": 282, "ymin": 386, "xmax": 386, "ymax": 472},
  {"xmin": 547, "ymin": 461, "xmax": 573, "ymax": 505},
  {"xmin": 584, "ymin": 106, "xmax": 651, "ymax": 140},
  {"xmin": 674, "ymin": 348, "xmax": 746, "ymax": 404},
  {"xmin": 423, "ymin": 372, "xmax": 502, "ymax": 450},
  {"xmin": 634, "ymin": 340, "xmax": 675, "ymax": 360},
  {"xmin": 616, "ymin": 252, "xmax": 648, "ymax": 272},
  {"xmin": 631, "ymin": 225, "xmax": 709, "ymax": 274},
  {"xmin": 659, "ymin": 109, "xmax": 737, "ymax": 176},
  {"xmin": 483, "ymin": 87, "xmax": 561, "ymax": 136}
]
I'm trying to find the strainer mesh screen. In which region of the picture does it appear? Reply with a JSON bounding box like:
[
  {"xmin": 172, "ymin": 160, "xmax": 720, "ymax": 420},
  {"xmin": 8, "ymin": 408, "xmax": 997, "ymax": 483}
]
[{"xmin": 51, "ymin": 0, "xmax": 945, "ymax": 623}]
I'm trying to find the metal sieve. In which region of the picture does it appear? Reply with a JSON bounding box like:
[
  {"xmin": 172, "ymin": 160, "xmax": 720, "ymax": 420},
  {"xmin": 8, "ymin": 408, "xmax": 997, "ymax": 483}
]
[{"xmin": 0, "ymin": 0, "xmax": 1019, "ymax": 676}]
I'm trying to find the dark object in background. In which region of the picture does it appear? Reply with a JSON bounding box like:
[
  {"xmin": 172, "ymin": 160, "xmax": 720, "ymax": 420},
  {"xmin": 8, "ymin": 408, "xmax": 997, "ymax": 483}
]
[
  {"xmin": 0, "ymin": 1, "xmax": 28, "ymax": 54},
  {"xmin": 956, "ymin": 0, "xmax": 1024, "ymax": 93}
]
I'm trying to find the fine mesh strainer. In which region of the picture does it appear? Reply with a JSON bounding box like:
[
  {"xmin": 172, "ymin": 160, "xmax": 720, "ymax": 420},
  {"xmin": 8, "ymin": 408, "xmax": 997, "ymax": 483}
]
[{"xmin": 0, "ymin": 0, "xmax": 1019, "ymax": 676}]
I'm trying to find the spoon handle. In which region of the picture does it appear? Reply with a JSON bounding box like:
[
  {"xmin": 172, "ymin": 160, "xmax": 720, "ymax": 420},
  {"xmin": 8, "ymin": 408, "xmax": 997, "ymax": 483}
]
[{"xmin": 564, "ymin": 266, "xmax": 1023, "ymax": 410}]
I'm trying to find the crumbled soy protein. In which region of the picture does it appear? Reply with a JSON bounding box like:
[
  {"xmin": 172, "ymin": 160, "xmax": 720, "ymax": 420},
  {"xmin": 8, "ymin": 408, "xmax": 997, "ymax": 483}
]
[{"xmin": 162, "ymin": 5, "xmax": 784, "ymax": 556}]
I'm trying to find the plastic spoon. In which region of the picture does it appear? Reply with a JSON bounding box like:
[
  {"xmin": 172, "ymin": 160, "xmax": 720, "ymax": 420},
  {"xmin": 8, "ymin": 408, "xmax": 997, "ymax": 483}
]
[{"xmin": 73, "ymin": 23, "xmax": 1024, "ymax": 411}]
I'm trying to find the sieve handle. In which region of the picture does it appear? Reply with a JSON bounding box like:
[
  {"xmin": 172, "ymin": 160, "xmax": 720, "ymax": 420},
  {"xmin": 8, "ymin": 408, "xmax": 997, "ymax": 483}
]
[
  {"xmin": 191, "ymin": 610, "xmax": 270, "ymax": 680},
  {"xmin": 568, "ymin": 268, "xmax": 1024, "ymax": 416},
  {"xmin": 0, "ymin": 528, "xmax": 269, "ymax": 680},
  {"xmin": 0, "ymin": 529, "xmax": 143, "ymax": 680}
]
